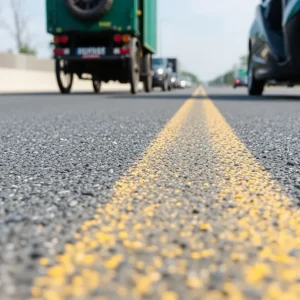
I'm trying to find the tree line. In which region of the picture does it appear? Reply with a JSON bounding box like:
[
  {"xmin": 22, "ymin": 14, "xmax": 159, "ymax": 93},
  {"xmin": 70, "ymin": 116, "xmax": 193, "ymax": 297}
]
[
  {"xmin": 0, "ymin": 0, "xmax": 36, "ymax": 56},
  {"xmin": 209, "ymin": 55, "xmax": 248, "ymax": 86}
]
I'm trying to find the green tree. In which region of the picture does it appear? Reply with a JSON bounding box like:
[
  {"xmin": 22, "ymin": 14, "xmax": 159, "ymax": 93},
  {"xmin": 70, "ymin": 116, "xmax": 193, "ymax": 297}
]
[
  {"xmin": 20, "ymin": 44, "xmax": 36, "ymax": 56},
  {"xmin": 0, "ymin": 0, "xmax": 37, "ymax": 56},
  {"xmin": 240, "ymin": 55, "xmax": 248, "ymax": 67},
  {"xmin": 180, "ymin": 71, "xmax": 201, "ymax": 84},
  {"xmin": 209, "ymin": 54, "xmax": 248, "ymax": 86},
  {"xmin": 209, "ymin": 70, "xmax": 235, "ymax": 86}
]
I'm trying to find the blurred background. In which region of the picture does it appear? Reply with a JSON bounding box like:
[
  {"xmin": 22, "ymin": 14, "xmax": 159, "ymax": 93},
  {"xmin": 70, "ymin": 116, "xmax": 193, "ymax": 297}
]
[{"xmin": 0, "ymin": 0, "xmax": 259, "ymax": 84}]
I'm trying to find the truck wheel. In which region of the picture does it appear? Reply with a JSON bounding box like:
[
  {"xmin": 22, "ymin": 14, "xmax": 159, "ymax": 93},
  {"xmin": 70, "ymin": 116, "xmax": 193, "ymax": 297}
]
[
  {"xmin": 248, "ymin": 55, "xmax": 265, "ymax": 96},
  {"xmin": 129, "ymin": 39, "xmax": 140, "ymax": 94},
  {"xmin": 143, "ymin": 54, "xmax": 152, "ymax": 93},
  {"xmin": 162, "ymin": 78, "xmax": 167, "ymax": 92},
  {"xmin": 55, "ymin": 60, "xmax": 73, "ymax": 94},
  {"xmin": 65, "ymin": 0, "xmax": 114, "ymax": 22},
  {"xmin": 92, "ymin": 78, "xmax": 101, "ymax": 93}
]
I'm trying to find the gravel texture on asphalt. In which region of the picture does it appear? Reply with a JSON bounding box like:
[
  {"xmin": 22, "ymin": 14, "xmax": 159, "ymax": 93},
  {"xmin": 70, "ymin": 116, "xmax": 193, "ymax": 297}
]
[
  {"xmin": 2, "ymin": 87, "xmax": 300, "ymax": 300},
  {"xmin": 31, "ymin": 88, "xmax": 300, "ymax": 300},
  {"xmin": 209, "ymin": 86, "xmax": 300, "ymax": 207},
  {"xmin": 0, "ymin": 90, "xmax": 188, "ymax": 298}
]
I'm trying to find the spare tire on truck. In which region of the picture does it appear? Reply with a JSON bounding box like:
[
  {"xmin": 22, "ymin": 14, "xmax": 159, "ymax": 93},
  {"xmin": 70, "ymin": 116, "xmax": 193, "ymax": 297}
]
[{"xmin": 65, "ymin": 0, "xmax": 114, "ymax": 21}]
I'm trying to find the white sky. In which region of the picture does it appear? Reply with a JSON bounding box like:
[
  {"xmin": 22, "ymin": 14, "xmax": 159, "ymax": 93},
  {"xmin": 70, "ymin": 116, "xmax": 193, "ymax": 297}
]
[{"xmin": 0, "ymin": 0, "xmax": 260, "ymax": 80}]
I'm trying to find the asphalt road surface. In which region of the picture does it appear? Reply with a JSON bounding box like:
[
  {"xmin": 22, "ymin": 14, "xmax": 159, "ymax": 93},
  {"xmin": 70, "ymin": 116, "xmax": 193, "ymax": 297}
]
[{"xmin": 1, "ymin": 86, "xmax": 300, "ymax": 299}]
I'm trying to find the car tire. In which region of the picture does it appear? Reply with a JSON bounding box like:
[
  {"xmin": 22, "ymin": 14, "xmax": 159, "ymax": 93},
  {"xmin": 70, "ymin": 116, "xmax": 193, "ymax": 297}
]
[
  {"xmin": 248, "ymin": 55, "xmax": 265, "ymax": 96},
  {"xmin": 65, "ymin": 0, "xmax": 114, "ymax": 22}
]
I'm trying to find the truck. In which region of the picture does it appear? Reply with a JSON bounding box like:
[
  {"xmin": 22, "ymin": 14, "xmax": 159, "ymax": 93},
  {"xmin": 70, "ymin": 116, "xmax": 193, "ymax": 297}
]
[
  {"xmin": 46, "ymin": 0, "xmax": 157, "ymax": 94},
  {"xmin": 167, "ymin": 58, "xmax": 180, "ymax": 88},
  {"xmin": 167, "ymin": 58, "xmax": 180, "ymax": 74}
]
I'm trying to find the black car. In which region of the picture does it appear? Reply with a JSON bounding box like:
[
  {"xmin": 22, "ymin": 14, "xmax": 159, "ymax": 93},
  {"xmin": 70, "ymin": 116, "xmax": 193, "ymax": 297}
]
[
  {"xmin": 248, "ymin": 0, "xmax": 300, "ymax": 95},
  {"xmin": 152, "ymin": 58, "xmax": 173, "ymax": 91}
]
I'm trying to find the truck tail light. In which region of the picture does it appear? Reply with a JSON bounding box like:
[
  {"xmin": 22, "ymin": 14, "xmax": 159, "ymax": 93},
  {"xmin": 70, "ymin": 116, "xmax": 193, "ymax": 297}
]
[
  {"xmin": 54, "ymin": 35, "xmax": 69, "ymax": 44},
  {"xmin": 122, "ymin": 34, "xmax": 131, "ymax": 43},
  {"xmin": 120, "ymin": 48, "xmax": 130, "ymax": 55},
  {"xmin": 54, "ymin": 49, "xmax": 64, "ymax": 56},
  {"xmin": 114, "ymin": 34, "xmax": 122, "ymax": 43},
  {"xmin": 53, "ymin": 48, "xmax": 70, "ymax": 56},
  {"xmin": 60, "ymin": 35, "xmax": 69, "ymax": 44},
  {"xmin": 54, "ymin": 36, "xmax": 60, "ymax": 44}
]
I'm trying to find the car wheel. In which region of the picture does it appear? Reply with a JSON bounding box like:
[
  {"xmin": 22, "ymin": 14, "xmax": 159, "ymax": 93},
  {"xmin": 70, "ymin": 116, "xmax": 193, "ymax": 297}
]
[{"xmin": 248, "ymin": 55, "xmax": 265, "ymax": 96}]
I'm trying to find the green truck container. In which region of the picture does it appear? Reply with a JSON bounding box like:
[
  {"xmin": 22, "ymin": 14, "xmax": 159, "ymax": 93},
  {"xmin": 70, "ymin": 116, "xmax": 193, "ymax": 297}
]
[{"xmin": 46, "ymin": 0, "xmax": 157, "ymax": 94}]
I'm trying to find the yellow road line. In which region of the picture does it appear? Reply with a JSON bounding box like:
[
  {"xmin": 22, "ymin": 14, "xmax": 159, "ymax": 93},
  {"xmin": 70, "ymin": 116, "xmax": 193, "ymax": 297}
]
[
  {"xmin": 31, "ymin": 90, "xmax": 200, "ymax": 299},
  {"xmin": 201, "ymin": 87, "xmax": 300, "ymax": 299},
  {"xmin": 31, "ymin": 86, "xmax": 300, "ymax": 300}
]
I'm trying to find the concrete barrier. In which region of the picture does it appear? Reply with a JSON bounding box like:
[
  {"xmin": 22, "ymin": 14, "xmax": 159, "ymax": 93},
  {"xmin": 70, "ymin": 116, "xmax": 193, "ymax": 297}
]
[
  {"xmin": 0, "ymin": 67, "xmax": 133, "ymax": 93},
  {"xmin": 0, "ymin": 52, "xmax": 54, "ymax": 72},
  {"xmin": 0, "ymin": 52, "xmax": 139, "ymax": 93}
]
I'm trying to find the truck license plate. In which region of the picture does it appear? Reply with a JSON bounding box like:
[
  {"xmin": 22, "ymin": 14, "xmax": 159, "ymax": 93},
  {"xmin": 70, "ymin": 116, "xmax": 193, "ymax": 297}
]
[{"xmin": 76, "ymin": 47, "xmax": 106, "ymax": 56}]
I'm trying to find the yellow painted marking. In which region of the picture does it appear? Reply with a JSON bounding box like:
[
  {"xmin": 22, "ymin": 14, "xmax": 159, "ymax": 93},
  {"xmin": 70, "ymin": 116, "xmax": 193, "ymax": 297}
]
[
  {"xmin": 32, "ymin": 86, "xmax": 300, "ymax": 299},
  {"xmin": 201, "ymin": 87, "xmax": 300, "ymax": 298},
  {"xmin": 32, "ymin": 92, "xmax": 198, "ymax": 299}
]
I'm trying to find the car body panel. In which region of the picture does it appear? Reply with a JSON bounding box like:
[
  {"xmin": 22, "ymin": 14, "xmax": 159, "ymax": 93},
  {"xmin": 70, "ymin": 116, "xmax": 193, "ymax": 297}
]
[
  {"xmin": 249, "ymin": 0, "xmax": 300, "ymax": 83},
  {"xmin": 283, "ymin": 0, "xmax": 300, "ymax": 24}
]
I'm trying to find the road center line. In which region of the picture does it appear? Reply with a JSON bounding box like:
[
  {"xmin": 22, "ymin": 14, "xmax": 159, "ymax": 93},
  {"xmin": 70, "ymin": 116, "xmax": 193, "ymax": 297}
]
[
  {"xmin": 31, "ymin": 90, "xmax": 200, "ymax": 299},
  {"xmin": 31, "ymin": 87, "xmax": 300, "ymax": 300},
  {"xmin": 201, "ymin": 87, "xmax": 300, "ymax": 299}
]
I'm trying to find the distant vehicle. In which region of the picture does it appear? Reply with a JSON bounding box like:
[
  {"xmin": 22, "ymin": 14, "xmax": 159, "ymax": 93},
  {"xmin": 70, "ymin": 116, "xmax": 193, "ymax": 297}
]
[
  {"xmin": 179, "ymin": 76, "xmax": 192, "ymax": 89},
  {"xmin": 46, "ymin": 0, "xmax": 157, "ymax": 94},
  {"xmin": 168, "ymin": 58, "xmax": 181, "ymax": 88},
  {"xmin": 179, "ymin": 78, "xmax": 187, "ymax": 89},
  {"xmin": 185, "ymin": 80, "xmax": 192, "ymax": 88},
  {"xmin": 152, "ymin": 58, "xmax": 173, "ymax": 91},
  {"xmin": 233, "ymin": 77, "xmax": 248, "ymax": 88},
  {"xmin": 248, "ymin": 0, "xmax": 300, "ymax": 95},
  {"xmin": 171, "ymin": 73, "xmax": 180, "ymax": 88}
]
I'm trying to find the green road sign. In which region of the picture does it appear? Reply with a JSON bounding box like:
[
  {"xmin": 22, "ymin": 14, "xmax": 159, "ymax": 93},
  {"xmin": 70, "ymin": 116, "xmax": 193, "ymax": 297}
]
[{"xmin": 238, "ymin": 69, "xmax": 247, "ymax": 77}]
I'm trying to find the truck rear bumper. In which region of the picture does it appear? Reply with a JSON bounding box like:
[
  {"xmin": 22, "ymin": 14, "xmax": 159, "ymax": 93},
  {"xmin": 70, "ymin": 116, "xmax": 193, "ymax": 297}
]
[
  {"xmin": 55, "ymin": 54, "xmax": 132, "ymax": 83},
  {"xmin": 54, "ymin": 54, "xmax": 130, "ymax": 61},
  {"xmin": 53, "ymin": 46, "xmax": 131, "ymax": 61}
]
